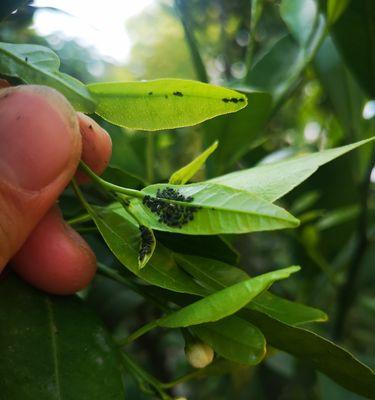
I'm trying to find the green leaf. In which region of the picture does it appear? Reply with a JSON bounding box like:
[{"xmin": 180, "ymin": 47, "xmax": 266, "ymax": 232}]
[
  {"xmin": 243, "ymin": 309, "xmax": 375, "ymax": 399},
  {"xmin": 245, "ymin": 34, "xmax": 305, "ymax": 101},
  {"xmin": 138, "ymin": 225, "xmax": 156, "ymax": 270},
  {"xmin": 128, "ymin": 182, "xmax": 299, "ymax": 235},
  {"xmin": 157, "ymin": 232, "xmax": 239, "ymax": 265},
  {"xmin": 87, "ymin": 79, "xmax": 247, "ymax": 131},
  {"xmin": 210, "ymin": 138, "xmax": 375, "ymax": 202},
  {"xmin": 0, "ymin": 42, "xmax": 96, "ymax": 112},
  {"xmin": 157, "ymin": 266, "xmax": 299, "ymax": 328},
  {"xmin": 174, "ymin": 254, "xmax": 327, "ymax": 325},
  {"xmin": 332, "ymin": 0, "xmax": 375, "ymax": 98},
  {"xmin": 89, "ymin": 205, "xmax": 204, "ymax": 295},
  {"xmin": 191, "ymin": 316, "xmax": 266, "ymax": 365},
  {"xmin": 314, "ymin": 36, "xmax": 366, "ymax": 136},
  {"xmin": 280, "ymin": 0, "xmax": 319, "ymax": 46},
  {"xmin": 327, "ymin": 0, "xmax": 351, "ymax": 24},
  {"xmin": 0, "ymin": 274, "xmax": 124, "ymax": 400},
  {"xmin": 169, "ymin": 141, "xmax": 218, "ymax": 185}
]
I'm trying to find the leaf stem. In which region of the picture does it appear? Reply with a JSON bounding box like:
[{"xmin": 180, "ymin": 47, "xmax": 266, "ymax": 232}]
[
  {"xmin": 146, "ymin": 133, "xmax": 155, "ymax": 184},
  {"xmin": 97, "ymin": 263, "xmax": 169, "ymax": 312},
  {"xmin": 118, "ymin": 320, "xmax": 159, "ymax": 346},
  {"xmin": 67, "ymin": 213, "xmax": 92, "ymax": 226},
  {"xmin": 79, "ymin": 161, "xmax": 144, "ymax": 199}
]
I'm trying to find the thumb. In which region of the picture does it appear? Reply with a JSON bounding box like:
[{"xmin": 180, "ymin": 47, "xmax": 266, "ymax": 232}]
[{"xmin": 0, "ymin": 85, "xmax": 81, "ymax": 270}]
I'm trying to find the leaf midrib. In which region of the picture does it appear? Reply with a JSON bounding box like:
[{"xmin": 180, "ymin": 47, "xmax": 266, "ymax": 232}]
[{"xmin": 45, "ymin": 297, "xmax": 62, "ymax": 400}]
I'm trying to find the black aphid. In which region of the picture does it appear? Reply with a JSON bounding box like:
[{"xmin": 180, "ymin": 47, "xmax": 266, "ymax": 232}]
[
  {"xmin": 173, "ymin": 91, "xmax": 183, "ymax": 97},
  {"xmin": 139, "ymin": 225, "xmax": 154, "ymax": 262},
  {"xmin": 148, "ymin": 91, "xmax": 153, "ymax": 95},
  {"xmin": 25, "ymin": 57, "xmax": 28, "ymax": 62},
  {"xmin": 222, "ymin": 97, "xmax": 244, "ymax": 104},
  {"xmin": 142, "ymin": 187, "xmax": 199, "ymax": 228}
]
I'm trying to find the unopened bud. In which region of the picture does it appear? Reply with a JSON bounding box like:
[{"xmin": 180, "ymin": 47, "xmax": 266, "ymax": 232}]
[{"xmin": 185, "ymin": 342, "xmax": 214, "ymax": 369}]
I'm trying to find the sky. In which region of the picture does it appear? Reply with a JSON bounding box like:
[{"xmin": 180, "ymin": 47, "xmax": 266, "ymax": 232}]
[{"xmin": 31, "ymin": 0, "xmax": 156, "ymax": 63}]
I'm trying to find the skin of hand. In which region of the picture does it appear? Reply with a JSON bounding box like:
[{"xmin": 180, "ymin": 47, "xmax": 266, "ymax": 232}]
[{"xmin": 0, "ymin": 84, "xmax": 112, "ymax": 295}]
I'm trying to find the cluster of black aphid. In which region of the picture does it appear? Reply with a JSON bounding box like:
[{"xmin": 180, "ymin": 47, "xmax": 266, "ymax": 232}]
[
  {"xmin": 142, "ymin": 187, "xmax": 199, "ymax": 228},
  {"xmin": 222, "ymin": 97, "xmax": 245, "ymax": 103},
  {"xmin": 139, "ymin": 225, "xmax": 154, "ymax": 262}
]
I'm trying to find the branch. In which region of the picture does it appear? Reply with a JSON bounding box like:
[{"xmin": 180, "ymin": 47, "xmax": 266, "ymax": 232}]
[{"xmin": 333, "ymin": 143, "xmax": 375, "ymax": 340}]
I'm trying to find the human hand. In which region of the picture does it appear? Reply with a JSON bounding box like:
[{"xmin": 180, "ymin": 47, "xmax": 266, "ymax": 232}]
[{"xmin": 0, "ymin": 84, "xmax": 112, "ymax": 294}]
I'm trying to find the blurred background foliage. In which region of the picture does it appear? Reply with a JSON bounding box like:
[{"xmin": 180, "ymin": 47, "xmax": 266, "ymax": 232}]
[{"xmin": 1, "ymin": 0, "xmax": 374, "ymax": 398}]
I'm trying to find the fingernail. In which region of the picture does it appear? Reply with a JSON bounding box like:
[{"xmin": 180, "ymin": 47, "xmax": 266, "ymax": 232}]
[{"xmin": 0, "ymin": 86, "xmax": 78, "ymax": 191}]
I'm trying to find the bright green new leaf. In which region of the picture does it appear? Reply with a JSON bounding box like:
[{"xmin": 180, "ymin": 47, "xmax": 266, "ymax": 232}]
[
  {"xmin": 87, "ymin": 79, "xmax": 247, "ymax": 131},
  {"xmin": 175, "ymin": 254, "xmax": 327, "ymax": 325},
  {"xmin": 90, "ymin": 205, "xmax": 204, "ymax": 295},
  {"xmin": 0, "ymin": 274, "xmax": 125, "ymax": 400},
  {"xmin": 0, "ymin": 42, "xmax": 96, "ymax": 112},
  {"xmin": 210, "ymin": 138, "xmax": 375, "ymax": 202},
  {"xmin": 191, "ymin": 316, "xmax": 266, "ymax": 365},
  {"xmin": 128, "ymin": 182, "xmax": 299, "ymax": 235},
  {"xmin": 169, "ymin": 141, "xmax": 218, "ymax": 185},
  {"xmin": 157, "ymin": 266, "xmax": 300, "ymax": 328},
  {"xmin": 244, "ymin": 309, "xmax": 375, "ymax": 399}
]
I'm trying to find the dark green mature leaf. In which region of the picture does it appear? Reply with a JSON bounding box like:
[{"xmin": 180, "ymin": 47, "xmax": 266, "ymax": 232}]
[
  {"xmin": 157, "ymin": 232, "xmax": 239, "ymax": 265},
  {"xmin": 157, "ymin": 266, "xmax": 299, "ymax": 328},
  {"xmin": 243, "ymin": 309, "xmax": 375, "ymax": 399},
  {"xmin": 314, "ymin": 36, "xmax": 366, "ymax": 136},
  {"xmin": 210, "ymin": 138, "xmax": 375, "ymax": 202},
  {"xmin": 87, "ymin": 79, "xmax": 247, "ymax": 131},
  {"xmin": 332, "ymin": 0, "xmax": 375, "ymax": 98},
  {"xmin": 169, "ymin": 141, "xmax": 218, "ymax": 185},
  {"xmin": 0, "ymin": 0, "xmax": 27, "ymax": 20},
  {"xmin": 128, "ymin": 183, "xmax": 299, "ymax": 235},
  {"xmin": 0, "ymin": 274, "xmax": 124, "ymax": 400},
  {"xmin": 203, "ymin": 89, "xmax": 272, "ymax": 175},
  {"xmin": 90, "ymin": 205, "xmax": 204, "ymax": 295},
  {"xmin": 246, "ymin": 34, "xmax": 304, "ymax": 101},
  {"xmin": 280, "ymin": 0, "xmax": 319, "ymax": 46},
  {"xmin": 0, "ymin": 42, "xmax": 96, "ymax": 112},
  {"xmin": 175, "ymin": 254, "xmax": 327, "ymax": 325},
  {"xmin": 191, "ymin": 316, "xmax": 266, "ymax": 365}
]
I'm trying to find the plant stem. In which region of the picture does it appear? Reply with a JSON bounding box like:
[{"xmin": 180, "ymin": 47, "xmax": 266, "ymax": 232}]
[
  {"xmin": 160, "ymin": 369, "xmax": 203, "ymax": 389},
  {"xmin": 121, "ymin": 351, "xmax": 171, "ymax": 399},
  {"xmin": 97, "ymin": 263, "xmax": 169, "ymax": 312},
  {"xmin": 118, "ymin": 320, "xmax": 159, "ymax": 346},
  {"xmin": 333, "ymin": 144, "xmax": 375, "ymax": 340},
  {"xmin": 79, "ymin": 161, "xmax": 144, "ymax": 199},
  {"xmin": 67, "ymin": 213, "xmax": 92, "ymax": 226},
  {"xmin": 146, "ymin": 133, "xmax": 154, "ymax": 184}
]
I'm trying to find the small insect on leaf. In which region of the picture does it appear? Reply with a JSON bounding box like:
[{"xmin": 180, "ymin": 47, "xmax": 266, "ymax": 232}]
[
  {"xmin": 138, "ymin": 225, "xmax": 156, "ymax": 269},
  {"xmin": 142, "ymin": 187, "xmax": 200, "ymax": 228}
]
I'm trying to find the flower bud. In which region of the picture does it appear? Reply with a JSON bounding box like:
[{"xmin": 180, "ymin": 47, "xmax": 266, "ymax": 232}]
[{"xmin": 185, "ymin": 341, "xmax": 214, "ymax": 369}]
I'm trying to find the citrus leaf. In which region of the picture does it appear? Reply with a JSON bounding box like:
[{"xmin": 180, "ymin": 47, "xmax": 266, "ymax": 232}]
[
  {"xmin": 175, "ymin": 253, "xmax": 327, "ymax": 325},
  {"xmin": 157, "ymin": 266, "xmax": 300, "ymax": 328},
  {"xmin": 243, "ymin": 309, "xmax": 375, "ymax": 399},
  {"xmin": 191, "ymin": 316, "xmax": 266, "ymax": 365},
  {"xmin": 0, "ymin": 42, "xmax": 96, "ymax": 112},
  {"xmin": 87, "ymin": 79, "xmax": 247, "ymax": 131},
  {"xmin": 169, "ymin": 141, "xmax": 218, "ymax": 185},
  {"xmin": 0, "ymin": 274, "xmax": 125, "ymax": 400},
  {"xmin": 89, "ymin": 205, "xmax": 204, "ymax": 295},
  {"xmin": 128, "ymin": 182, "xmax": 299, "ymax": 235},
  {"xmin": 210, "ymin": 137, "xmax": 375, "ymax": 202}
]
